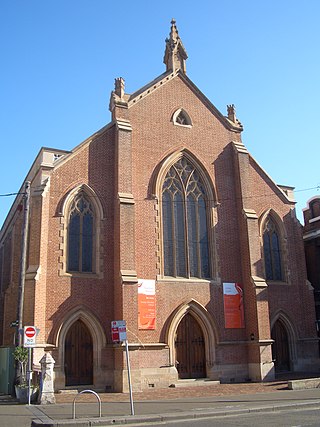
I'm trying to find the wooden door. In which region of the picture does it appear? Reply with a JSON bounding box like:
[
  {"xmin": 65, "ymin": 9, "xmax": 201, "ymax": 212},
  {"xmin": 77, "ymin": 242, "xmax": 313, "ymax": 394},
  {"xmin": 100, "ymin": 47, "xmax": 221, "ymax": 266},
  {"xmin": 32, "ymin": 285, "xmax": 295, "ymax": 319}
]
[
  {"xmin": 65, "ymin": 319, "xmax": 93, "ymax": 386},
  {"xmin": 271, "ymin": 320, "xmax": 290, "ymax": 372},
  {"xmin": 175, "ymin": 313, "xmax": 206, "ymax": 379}
]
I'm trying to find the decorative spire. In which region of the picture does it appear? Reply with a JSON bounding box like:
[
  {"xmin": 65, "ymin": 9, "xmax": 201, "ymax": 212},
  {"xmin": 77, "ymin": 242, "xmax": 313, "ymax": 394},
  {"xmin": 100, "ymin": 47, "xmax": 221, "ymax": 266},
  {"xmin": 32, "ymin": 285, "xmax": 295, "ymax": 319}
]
[
  {"xmin": 114, "ymin": 77, "xmax": 125, "ymax": 100},
  {"xmin": 163, "ymin": 19, "xmax": 188, "ymax": 73},
  {"xmin": 227, "ymin": 104, "xmax": 237, "ymax": 123},
  {"xmin": 109, "ymin": 77, "xmax": 127, "ymax": 114},
  {"xmin": 227, "ymin": 104, "xmax": 243, "ymax": 129}
]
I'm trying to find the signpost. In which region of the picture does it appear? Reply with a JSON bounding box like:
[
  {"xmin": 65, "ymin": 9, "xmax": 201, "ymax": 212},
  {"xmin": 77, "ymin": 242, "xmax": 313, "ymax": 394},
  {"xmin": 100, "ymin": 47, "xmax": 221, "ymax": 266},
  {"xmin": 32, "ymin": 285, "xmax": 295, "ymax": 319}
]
[
  {"xmin": 23, "ymin": 326, "xmax": 39, "ymax": 405},
  {"xmin": 111, "ymin": 320, "xmax": 127, "ymax": 343},
  {"xmin": 111, "ymin": 320, "xmax": 134, "ymax": 415}
]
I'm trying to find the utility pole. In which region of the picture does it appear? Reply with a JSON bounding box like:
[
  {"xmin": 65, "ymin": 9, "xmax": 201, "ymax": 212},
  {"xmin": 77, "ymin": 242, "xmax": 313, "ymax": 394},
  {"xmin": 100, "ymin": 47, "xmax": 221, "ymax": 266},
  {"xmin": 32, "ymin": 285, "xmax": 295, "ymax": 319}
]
[{"xmin": 15, "ymin": 181, "xmax": 31, "ymax": 347}]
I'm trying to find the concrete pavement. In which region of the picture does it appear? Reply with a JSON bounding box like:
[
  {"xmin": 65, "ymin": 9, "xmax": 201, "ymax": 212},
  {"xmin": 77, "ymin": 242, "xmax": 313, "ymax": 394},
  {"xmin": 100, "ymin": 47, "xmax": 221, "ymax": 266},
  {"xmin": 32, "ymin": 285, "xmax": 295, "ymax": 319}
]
[{"xmin": 0, "ymin": 379, "xmax": 320, "ymax": 426}]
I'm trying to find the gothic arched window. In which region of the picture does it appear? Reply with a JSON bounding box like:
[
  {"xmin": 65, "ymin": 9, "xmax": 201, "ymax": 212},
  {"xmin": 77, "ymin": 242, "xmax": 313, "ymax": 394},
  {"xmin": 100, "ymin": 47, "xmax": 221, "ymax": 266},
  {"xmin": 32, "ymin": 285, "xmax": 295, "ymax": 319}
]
[
  {"xmin": 162, "ymin": 157, "xmax": 210, "ymax": 279},
  {"xmin": 172, "ymin": 109, "xmax": 192, "ymax": 127},
  {"xmin": 67, "ymin": 192, "xmax": 95, "ymax": 273},
  {"xmin": 263, "ymin": 217, "xmax": 283, "ymax": 281},
  {"xmin": 176, "ymin": 111, "xmax": 188, "ymax": 125}
]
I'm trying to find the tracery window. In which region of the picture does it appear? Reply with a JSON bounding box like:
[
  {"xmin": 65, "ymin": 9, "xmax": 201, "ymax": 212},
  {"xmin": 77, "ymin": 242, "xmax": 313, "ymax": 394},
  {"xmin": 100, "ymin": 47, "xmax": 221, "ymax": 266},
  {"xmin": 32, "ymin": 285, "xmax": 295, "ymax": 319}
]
[
  {"xmin": 172, "ymin": 109, "xmax": 192, "ymax": 127},
  {"xmin": 67, "ymin": 192, "xmax": 94, "ymax": 273},
  {"xmin": 162, "ymin": 157, "xmax": 210, "ymax": 278},
  {"xmin": 263, "ymin": 217, "xmax": 283, "ymax": 281},
  {"xmin": 176, "ymin": 111, "xmax": 188, "ymax": 125}
]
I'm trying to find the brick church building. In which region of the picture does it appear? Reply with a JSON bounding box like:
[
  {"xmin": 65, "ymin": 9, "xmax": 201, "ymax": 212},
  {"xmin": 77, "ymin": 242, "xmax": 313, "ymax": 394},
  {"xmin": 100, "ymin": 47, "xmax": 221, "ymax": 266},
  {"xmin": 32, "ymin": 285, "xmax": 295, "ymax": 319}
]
[{"xmin": 0, "ymin": 20, "xmax": 319, "ymax": 392}]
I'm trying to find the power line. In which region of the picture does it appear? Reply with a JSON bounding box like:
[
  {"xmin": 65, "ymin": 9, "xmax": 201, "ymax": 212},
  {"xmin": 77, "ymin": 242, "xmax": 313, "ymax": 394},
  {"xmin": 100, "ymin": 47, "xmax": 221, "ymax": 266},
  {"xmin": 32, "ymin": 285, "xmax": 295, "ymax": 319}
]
[
  {"xmin": 295, "ymin": 186, "xmax": 320, "ymax": 193},
  {"xmin": 0, "ymin": 192, "xmax": 25, "ymax": 197},
  {"xmin": 0, "ymin": 185, "xmax": 319, "ymax": 202}
]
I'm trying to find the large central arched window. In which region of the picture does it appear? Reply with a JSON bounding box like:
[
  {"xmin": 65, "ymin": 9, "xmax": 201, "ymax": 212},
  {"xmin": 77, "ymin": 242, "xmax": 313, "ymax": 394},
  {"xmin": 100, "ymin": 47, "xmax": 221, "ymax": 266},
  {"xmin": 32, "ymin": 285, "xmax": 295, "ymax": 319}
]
[
  {"xmin": 67, "ymin": 192, "xmax": 94, "ymax": 273},
  {"xmin": 162, "ymin": 157, "xmax": 210, "ymax": 279}
]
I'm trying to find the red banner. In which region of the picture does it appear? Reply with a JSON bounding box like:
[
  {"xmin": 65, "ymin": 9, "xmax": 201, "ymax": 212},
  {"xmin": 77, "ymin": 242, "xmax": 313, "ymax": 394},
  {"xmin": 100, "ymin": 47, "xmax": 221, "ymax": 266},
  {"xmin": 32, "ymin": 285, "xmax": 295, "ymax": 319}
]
[
  {"xmin": 223, "ymin": 283, "xmax": 245, "ymax": 329},
  {"xmin": 138, "ymin": 280, "xmax": 156, "ymax": 330}
]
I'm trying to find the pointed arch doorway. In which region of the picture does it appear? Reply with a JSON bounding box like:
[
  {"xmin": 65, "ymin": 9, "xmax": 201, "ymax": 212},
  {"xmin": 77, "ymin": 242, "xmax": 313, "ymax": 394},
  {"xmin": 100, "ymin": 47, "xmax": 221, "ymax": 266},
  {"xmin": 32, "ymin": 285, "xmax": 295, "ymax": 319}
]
[
  {"xmin": 271, "ymin": 319, "xmax": 290, "ymax": 373},
  {"xmin": 65, "ymin": 319, "xmax": 93, "ymax": 386},
  {"xmin": 175, "ymin": 313, "xmax": 206, "ymax": 379}
]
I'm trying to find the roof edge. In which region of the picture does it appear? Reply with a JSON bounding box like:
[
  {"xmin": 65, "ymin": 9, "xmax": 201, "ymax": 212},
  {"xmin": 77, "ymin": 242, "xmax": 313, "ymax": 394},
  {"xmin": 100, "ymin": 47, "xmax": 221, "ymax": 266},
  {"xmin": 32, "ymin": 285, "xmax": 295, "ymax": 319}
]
[
  {"xmin": 127, "ymin": 70, "xmax": 243, "ymax": 133},
  {"xmin": 248, "ymin": 154, "xmax": 295, "ymax": 205}
]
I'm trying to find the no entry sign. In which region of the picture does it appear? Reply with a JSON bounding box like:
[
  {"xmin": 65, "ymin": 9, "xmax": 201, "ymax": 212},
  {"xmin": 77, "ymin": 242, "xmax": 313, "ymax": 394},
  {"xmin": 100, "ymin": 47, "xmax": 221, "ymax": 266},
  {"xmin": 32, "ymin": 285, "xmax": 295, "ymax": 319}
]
[{"xmin": 23, "ymin": 326, "xmax": 37, "ymax": 348}]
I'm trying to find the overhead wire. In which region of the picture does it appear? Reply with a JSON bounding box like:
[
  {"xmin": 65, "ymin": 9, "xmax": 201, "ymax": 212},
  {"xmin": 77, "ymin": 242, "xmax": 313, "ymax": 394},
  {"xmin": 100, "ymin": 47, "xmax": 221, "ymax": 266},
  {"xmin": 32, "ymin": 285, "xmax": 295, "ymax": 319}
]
[{"xmin": 0, "ymin": 185, "xmax": 319, "ymax": 203}]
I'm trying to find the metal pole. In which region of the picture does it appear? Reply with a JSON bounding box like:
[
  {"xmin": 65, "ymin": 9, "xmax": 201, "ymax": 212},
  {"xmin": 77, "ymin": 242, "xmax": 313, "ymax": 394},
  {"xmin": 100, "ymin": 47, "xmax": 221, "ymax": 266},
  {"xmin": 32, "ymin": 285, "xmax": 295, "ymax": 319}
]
[
  {"xmin": 13, "ymin": 182, "xmax": 31, "ymax": 394},
  {"xmin": 15, "ymin": 181, "xmax": 31, "ymax": 347},
  {"xmin": 27, "ymin": 347, "xmax": 32, "ymax": 405},
  {"xmin": 124, "ymin": 339, "xmax": 134, "ymax": 415}
]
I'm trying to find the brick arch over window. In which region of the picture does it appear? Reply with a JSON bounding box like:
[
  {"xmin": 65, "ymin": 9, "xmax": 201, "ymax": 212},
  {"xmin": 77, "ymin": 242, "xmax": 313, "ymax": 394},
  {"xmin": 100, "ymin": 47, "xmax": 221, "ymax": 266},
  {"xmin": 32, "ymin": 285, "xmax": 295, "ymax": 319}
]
[
  {"xmin": 60, "ymin": 184, "xmax": 104, "ymax": 276},
  {"xmin": 259, "ymin": 209, "xmax": 287, "ymax": 282},
  {"xmin": 154, "ymin": 151, "xmax": 217, "ymax": 279}
]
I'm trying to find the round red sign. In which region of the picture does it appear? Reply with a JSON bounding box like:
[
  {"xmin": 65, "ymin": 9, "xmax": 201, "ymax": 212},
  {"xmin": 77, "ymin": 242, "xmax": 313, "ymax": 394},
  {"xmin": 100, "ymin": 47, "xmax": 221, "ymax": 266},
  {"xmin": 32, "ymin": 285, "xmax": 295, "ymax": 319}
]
[{"xmin": 25, "ymin": 327, "xmax": 36, "ymax": 338}]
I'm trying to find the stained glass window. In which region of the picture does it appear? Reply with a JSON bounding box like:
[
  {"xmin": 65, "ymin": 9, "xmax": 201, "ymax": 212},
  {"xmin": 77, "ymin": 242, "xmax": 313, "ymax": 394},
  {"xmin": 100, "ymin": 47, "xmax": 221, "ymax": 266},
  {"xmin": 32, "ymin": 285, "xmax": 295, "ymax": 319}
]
[
  {"xmin": 162, "ymin": 157, "xmax": 210, "ymax": 278},
  {"xmin": 67, "ymin": 193, "xmax": 94, "ymax": 273},
  {"xmin": 263, "ymin": 218, "xmax": 283, "ymax": 281}
]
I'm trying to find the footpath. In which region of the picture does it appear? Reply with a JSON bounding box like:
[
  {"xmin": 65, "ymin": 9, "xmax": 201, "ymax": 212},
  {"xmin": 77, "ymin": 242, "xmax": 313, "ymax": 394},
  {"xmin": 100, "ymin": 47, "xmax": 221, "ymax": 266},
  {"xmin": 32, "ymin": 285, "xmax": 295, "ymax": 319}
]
[{"xmin": 1, "ymin": 378, "xmax": 320, "ymax": 427}]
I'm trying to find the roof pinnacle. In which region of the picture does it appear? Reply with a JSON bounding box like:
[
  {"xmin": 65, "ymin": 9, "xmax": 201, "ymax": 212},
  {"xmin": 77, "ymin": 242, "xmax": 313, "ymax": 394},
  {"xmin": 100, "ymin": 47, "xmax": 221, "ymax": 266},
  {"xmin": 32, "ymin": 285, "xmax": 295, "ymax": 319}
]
[{"xmin": 163, "ymin": 19, "xmax": 188, "ymax": 74}]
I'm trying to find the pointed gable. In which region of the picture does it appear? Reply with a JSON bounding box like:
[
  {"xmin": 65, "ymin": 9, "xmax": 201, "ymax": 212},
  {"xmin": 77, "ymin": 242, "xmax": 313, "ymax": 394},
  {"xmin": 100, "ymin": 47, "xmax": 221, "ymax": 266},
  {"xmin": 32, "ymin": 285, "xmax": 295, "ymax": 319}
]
[{"xmin": 109, "ymin": 20, "xmax": 243, "ymax": 134}]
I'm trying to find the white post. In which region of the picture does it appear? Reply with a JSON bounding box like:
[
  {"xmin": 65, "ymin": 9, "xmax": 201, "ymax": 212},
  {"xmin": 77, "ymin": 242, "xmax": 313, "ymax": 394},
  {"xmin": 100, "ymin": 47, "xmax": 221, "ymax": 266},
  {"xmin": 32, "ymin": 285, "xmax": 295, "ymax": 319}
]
[
  {"xmin": 125, "ymin": 339, "xmax": 134, "ymax": 416},
  {"xmin": 39, "ymin": 353, "xmax": 56, "ymax": 404}
]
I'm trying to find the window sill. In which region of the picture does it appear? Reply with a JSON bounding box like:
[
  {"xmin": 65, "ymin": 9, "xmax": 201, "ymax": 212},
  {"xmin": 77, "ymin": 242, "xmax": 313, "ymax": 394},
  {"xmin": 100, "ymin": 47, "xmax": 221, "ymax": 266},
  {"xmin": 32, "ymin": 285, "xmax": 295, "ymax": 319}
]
[
  {"xmin": 59, "ymin": 271, "xmax": 102, "ymax": 279},
  {"xmin": 156, "ymin": 275, "xmax": 219, "ymax": 285},
  {"xmin": 310, "ymin": 215, "xmax": 320, "ymax": 224},
  {"xmin": 266, "ymin": 280, "xmax": 289, "ymax": 285},
  {"xmin": 172, "ymin": 122, "xmax": 192, "ymax": 129}
]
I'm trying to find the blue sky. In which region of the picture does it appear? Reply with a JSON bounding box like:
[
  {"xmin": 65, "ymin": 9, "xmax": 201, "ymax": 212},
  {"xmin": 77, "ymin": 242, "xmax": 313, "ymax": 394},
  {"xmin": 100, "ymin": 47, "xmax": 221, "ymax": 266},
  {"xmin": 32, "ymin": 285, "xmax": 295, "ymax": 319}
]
[{"xmin": 1, "ymin": 1, "xmax": 319, "ymax": 226}]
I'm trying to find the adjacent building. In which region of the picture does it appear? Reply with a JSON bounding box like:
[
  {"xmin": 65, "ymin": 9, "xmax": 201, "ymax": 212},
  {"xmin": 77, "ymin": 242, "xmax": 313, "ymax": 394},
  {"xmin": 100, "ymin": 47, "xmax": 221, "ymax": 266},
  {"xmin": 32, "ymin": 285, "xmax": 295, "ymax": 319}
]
[{"xmin": 303, "ymin": 196, "xmax": 320, "ymax": 347}]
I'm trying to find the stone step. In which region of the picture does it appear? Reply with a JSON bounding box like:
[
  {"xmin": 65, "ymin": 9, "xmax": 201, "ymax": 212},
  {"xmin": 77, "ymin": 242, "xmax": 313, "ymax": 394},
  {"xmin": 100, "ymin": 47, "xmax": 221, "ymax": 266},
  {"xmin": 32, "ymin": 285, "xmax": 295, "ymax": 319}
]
[
  {"xmin": 288, "ymin": 377, "xmax": 320, "ymax": 390},
  {"xmin": 57, "ymin": 389, "xmax": 78, "ymax": 394},
  {"xmin": 57, "ymin": 387, "xmax": 105, "ymax": 394},
  {"xmin": 171, "ymin": 379, "xmax": 220, "ymax": 388}
]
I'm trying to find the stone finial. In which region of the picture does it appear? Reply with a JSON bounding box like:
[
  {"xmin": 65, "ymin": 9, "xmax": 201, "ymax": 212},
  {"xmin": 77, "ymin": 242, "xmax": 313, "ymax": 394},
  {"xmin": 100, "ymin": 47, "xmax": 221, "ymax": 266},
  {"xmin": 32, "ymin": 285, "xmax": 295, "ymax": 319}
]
[
  {"xmin": 109, "ymin": 77, "xmax": 127, "ymax": 113},
  {"xmin": 115, "ymin": 77, "xmax": 125, "ymax": 100},
  {"xmin": 227, "ymin": 104, "xmax": 237, "ymax": 123},
  {"xmin": 163, "ymin": 19, "xmax": 188, "ymax": 73}
]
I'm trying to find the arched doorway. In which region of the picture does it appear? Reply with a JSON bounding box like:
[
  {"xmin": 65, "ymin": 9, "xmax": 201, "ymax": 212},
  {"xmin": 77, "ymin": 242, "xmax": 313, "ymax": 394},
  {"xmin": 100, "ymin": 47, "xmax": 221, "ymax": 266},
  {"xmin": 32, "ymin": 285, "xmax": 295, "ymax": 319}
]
[
  {"xmin": 175, "ymin": 313, "xmax": 206, "ymax": 379},
  {"xmin": 65, "ymin": 319, "xmax": 93, "ymax": 386},
  {"xmin": 271, "ymin": 319, "xmax": 290, "ymax": 372}
]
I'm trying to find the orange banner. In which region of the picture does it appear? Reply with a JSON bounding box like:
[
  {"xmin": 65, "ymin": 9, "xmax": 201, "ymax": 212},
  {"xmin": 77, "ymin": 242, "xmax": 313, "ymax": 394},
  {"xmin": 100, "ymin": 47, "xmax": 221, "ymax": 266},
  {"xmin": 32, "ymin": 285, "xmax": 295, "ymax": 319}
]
[
  {"xmin": 138, "ymin": 280, "xmax": 156, "ymax": 330},
  {"xmin": 223, "ymin": 283, "xmax": 245, "ymax": 329}
]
